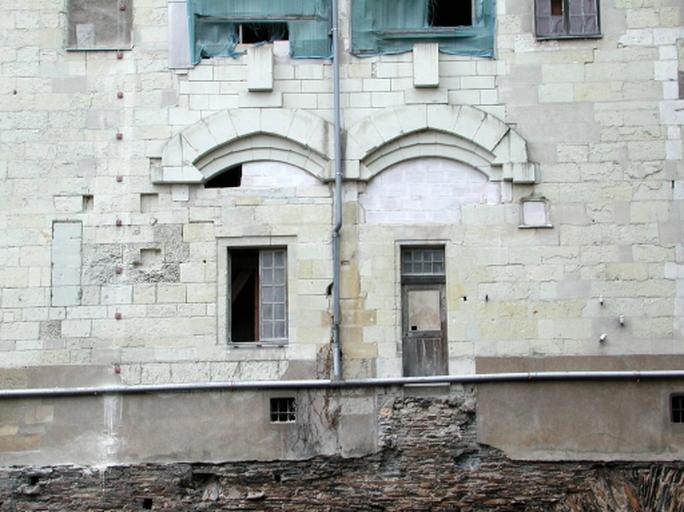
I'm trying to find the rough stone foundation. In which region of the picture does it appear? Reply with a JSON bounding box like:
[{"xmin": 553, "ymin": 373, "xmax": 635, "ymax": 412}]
[{"xmin": 1, "ymin": 396, "xmax": 683, "ymax": 511}]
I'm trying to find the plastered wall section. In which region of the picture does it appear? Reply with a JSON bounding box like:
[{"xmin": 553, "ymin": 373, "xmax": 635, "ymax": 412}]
[{"xmin": 0, "ymin": 0, "xmax": 683, "ymax": 383}]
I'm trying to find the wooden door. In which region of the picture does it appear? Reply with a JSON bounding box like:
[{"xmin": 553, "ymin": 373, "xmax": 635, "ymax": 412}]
[{"xmin": 402, "ymin": 284, "xmax": 447, "ymax": 376}]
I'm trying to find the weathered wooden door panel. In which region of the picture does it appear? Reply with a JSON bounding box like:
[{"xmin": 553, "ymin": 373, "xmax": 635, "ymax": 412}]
[{"xmin": 402, "ymin": 284, "xmax": 447, "ymax": 377}]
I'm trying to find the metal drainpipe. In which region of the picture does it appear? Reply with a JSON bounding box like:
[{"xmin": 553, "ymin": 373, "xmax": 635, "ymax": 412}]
[
  {"xmin": 331, "ymin": 0, "xmax": 343, "ymax": 381},
  {"xmin": 2, "ymin": 371, "xmax": 684, "ymax": 398}
]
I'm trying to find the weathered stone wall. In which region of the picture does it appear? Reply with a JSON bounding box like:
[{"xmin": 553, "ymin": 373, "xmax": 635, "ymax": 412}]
[
  {"xmin": 0, "ymin": 0, "xmax": 682, "ymax": 379},
  {"xmin": 1, "ymin": 395, "xmax": 683, "ymax": 511}
]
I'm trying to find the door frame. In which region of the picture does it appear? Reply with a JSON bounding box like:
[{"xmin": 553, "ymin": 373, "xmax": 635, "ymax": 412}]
[{"xmin": 398, "ymin": 245, "xmax": 449, "ymax": 377}]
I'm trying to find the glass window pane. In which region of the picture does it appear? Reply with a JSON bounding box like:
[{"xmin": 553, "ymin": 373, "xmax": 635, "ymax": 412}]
[
  {"xmin": 537, "ymin": 0, "xmax": 551, "ymax": 15},
  {"xmin": 550, "ymin": 16, "xmax": 565, "ymax": 34},
  {"xmin": 568, "ymin": 0, "xmax": 583, "ymax": 15},
  {"xmin": 401, "ymin": 247, "xmax": 445, "ymax": 276},
  {"xmin": 583, "ymin": 15, "xmax": 598, "ymax": 33},
  {"xmin": 583, "ymin": 0, "xmax": 597, "ymax": 14},
  {"xmin": 259, "ymin": 248, "xmax": 287, "ymax": 341}
]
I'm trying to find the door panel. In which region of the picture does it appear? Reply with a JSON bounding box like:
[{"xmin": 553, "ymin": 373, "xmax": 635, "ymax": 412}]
[{"xmin": 402, "ymin": 285, "xmax": 447, "ymax": 377}]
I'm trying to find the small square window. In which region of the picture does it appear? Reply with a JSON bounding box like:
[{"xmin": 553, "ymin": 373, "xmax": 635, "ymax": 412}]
[
  {"xmin": 535, "ymin": 0, "xmax": 600, "ymax": 39},
  {"xmin": 66, "ymin": 0, "xmax": 133, "ymax": 50},
  {"xmin": 270, "ymin": 397, "xmax": 296, "ymax": 423},
  {"xmin": 672, "ymin": 395, "xmax": 684, "ymax": 423}
]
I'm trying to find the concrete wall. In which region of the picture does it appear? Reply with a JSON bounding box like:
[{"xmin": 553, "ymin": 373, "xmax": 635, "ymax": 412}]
[{"xmin": 477, "ymin": 356, "xmax": 684, "ymax": 460}]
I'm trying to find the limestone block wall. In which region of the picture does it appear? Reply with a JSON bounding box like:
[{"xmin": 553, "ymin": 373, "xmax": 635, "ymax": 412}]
[{"xmin": 0, "ymin": 0, "xmax": 683, "ymax": 384}]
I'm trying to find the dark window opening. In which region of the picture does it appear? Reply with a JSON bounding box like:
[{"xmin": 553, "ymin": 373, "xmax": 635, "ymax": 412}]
[
  {"xmin": 204, "ymin": 165, "xmax": 242, "ymax": 188},
  {"xmin": 672, "ymin": 395, "xmax": 684, "ymax": 423},
  {"xmin": 428, "ymin": 0, "xmax": 472, "ymax": 27},
  {"xmin": 231, "ymin": 249, "xmax": 259, "ymax": 342},
  {"xmin": 270, "ymin": 397, "xmax": 296, "ymax": 423},
  {"xmin": 550, "ymin": 0, "xmax": 563, "ymax": 15},
  {"xmin": 229, "ymin": 248, "xmax": 287, "ymax": 343},
  {"xmin": 240, "ymin": 22, "xmax": 289, "ymax": 44},
  {"xmin": 142, "ymin": 497, "xmax": 153, "ymax": 510}
]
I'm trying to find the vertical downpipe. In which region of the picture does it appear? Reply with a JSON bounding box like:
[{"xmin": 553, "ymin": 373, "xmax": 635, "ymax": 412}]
[{"xmin": 331, "ymin": 0, "xmax": 343, "ymax": 381}]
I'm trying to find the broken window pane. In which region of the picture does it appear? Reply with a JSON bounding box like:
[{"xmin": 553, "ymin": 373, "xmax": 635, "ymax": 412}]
[
  {"xmin": 428, "ymin": 0, "xmax": 472, "ymax": 27},
  {"xmin": 67, "ymin": 0, "xmax": 133, "ymax": 50},
  {"xmin": 190, "ymin": 0, "xmax": 332, "ymax": 62},
  {"xmin": 240, "ymin": 22, "xmax": 289, "ymax": 44}
]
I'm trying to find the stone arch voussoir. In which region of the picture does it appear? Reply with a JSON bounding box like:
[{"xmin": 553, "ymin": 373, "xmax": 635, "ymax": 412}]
[
  {"xmin": 156, "ymin": 108, "xmax": 334, "ymax": 184},
  {"xmin": 346, "ymin": 105, "xmax": 537, "ymax": 184}
]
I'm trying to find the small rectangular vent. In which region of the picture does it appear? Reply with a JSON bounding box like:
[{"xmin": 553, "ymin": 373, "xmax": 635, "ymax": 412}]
[
  {"xmin": 270, "ymin": 397, "xmax": 295, "ymax": 423},
  {"xmin": 672, "ymin": 395, "xmax": 684, "ymax": 423}
]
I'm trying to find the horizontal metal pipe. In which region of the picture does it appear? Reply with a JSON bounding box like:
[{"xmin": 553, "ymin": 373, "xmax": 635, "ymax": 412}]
[{"xmin": 1, "ymin": 370, "xmax": 684, "ymax": 399}]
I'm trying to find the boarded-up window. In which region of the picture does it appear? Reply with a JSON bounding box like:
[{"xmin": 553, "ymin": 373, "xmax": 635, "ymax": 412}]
[
  {"xmin": 51, "ymin": 222, "xmax": 82, "ymax": 306},
  {"xmin": 535, "ymin": 0, "xmax": 600, "ymax": 39},
  {"xmin": 67, "ymin": 0, "xmax": 133, "ymax": 50}
]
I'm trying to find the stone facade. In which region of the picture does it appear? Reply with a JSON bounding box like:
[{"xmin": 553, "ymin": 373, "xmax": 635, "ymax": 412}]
[{"xmin": 0, "ymin": 0, "xmax": 684, "ymax": 467}]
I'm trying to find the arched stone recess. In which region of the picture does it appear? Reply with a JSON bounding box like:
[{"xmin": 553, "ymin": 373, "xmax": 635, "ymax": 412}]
[
  {"xmin": 154, "ymin": 108, "xmax": 334, "ymax": 184},
  {"xmin": 346, "ymin": 105, "xmax": 537, "ymax": 184}
]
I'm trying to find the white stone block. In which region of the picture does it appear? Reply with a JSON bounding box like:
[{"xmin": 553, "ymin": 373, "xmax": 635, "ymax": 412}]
[
  {"xmin": 247, "ymin": 44, "xmax": 274, "ymax": 92},
  {"xmin": 168, "ymin": 1, "xmax": 192, "ymax": 69},
  {"xmin": 51, "ymin": 221, "xmax": 82, "ymax": 307},
  {"xmin": 413, "ymin": 43, "xmax": 439, "ymax": 88},
  {"xmin": 521, "ymin": 200, "xmax": 550, "ymax": 227}
]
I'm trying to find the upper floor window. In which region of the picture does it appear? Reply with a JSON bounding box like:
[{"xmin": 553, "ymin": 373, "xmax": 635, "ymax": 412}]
[
  {"xmin": 535, "ymin": 0, "xmax": 600, "ymax": 39},
  {"xmin": 66, "ymin": 0, "xmax": 133, "ymax": 50},
  {"xmin": 351, "ymin": 0, "xmax": 495, "ymax": 58},
  {"xmin": 188, "ymin": 0, "xmax": 332, "ymax": 63}
]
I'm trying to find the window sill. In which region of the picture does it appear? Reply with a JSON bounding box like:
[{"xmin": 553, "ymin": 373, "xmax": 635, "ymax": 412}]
[
  {"xmin": 379, "ymin": 27, "xmax": 478, "ymax": 40},
  {"xmin": 535, "ymin": 34, "xmax": 602, "ymax": 41},
  {"xmin": 228, "ymin": 341, "xmax": 288, "ymax": 349},
  {"xmin": 518, "ymin": 224, "xmax": 554, "ymax": 230},
  {"xmin": 65, "ymin": 46, "xmax": 134, "ymax": 52}
]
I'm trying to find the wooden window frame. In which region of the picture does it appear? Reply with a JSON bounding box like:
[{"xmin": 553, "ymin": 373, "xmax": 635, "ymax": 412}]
[
  {"xmin": 534, "ymin": 0, "xmax": 602, "ymax": 40},
  {"xmin": 226, "ymin": 247, "xmax": 288, "ymax": 345},
  {"xmin": 217, "ymin": 236, "xmax": 295, "ymax": 349}
]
